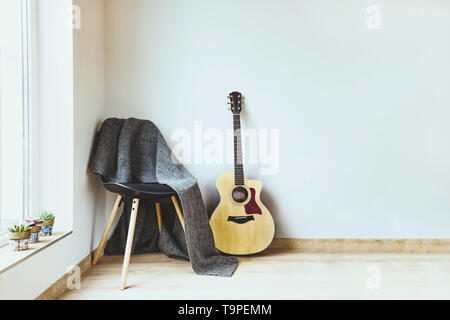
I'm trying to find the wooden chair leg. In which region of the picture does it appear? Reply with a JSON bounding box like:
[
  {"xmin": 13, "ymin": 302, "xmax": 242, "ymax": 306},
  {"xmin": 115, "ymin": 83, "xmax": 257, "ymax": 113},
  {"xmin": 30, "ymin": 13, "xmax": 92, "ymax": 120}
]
[
  {"xmin": 171, "ymin": 196, "xmax": 185, "ymax": 231},
  {"xmin": 92, "ymin": 194, "xmax": 122, "ymax": 266},
  {"xmin": 120, "ymin": 198, "xmax": 140, "ymax": 290},
  {"xmin": 155, "ymin": 202, "xmax": 162, "ymax": 232}
]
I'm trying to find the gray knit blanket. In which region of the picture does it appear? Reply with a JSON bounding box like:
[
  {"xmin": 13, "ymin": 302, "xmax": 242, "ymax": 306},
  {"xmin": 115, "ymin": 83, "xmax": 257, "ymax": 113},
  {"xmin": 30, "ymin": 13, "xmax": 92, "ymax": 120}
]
[{"xmin": 88, "ymin": 118, "xmax": 238, "ymax": 277}]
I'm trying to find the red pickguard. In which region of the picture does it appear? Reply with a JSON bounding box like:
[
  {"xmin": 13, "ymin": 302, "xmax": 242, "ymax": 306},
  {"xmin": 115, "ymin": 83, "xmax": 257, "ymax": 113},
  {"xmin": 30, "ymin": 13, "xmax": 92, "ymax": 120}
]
[{"xmin": 245, "ymin": 188, "xmax": 262, "ymax": 215}]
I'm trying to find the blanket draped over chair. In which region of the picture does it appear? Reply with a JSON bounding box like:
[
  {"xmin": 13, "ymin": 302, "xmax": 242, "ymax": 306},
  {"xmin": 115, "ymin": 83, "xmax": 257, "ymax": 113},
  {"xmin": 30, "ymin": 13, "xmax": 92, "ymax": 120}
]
[{"xmin": 88, "ymin": 118, "xmax": 238, "ymax": 277}]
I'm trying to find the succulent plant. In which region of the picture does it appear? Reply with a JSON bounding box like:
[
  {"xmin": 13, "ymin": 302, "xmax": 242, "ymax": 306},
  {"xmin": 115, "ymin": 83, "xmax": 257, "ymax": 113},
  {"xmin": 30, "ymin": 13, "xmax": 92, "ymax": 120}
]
[
  {"xmin": 9, "ymin": 225, "xmax": 32, "ymax": 233},
  {"xmin": 25, "ymin": 217, "xmax": 43, "ymax": 226},
  {"xmin": 39, "ymin": 211, "xmax": 55, "ymax": 221}
]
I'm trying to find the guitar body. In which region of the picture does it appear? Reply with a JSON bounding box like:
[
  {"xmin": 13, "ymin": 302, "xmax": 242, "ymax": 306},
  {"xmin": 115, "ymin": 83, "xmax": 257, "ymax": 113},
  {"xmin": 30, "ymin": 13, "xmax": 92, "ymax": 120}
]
[{"xmin": 210, "ymin": 171, "xmax": 275, "ymax": 255}]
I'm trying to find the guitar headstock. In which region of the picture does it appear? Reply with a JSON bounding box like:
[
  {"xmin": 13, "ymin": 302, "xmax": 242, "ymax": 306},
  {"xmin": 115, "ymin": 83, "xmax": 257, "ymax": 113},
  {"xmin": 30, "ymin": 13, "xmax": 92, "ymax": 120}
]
[{"xmin": 228, "ymin": 92, "xmax": 243, "ymax": 115}]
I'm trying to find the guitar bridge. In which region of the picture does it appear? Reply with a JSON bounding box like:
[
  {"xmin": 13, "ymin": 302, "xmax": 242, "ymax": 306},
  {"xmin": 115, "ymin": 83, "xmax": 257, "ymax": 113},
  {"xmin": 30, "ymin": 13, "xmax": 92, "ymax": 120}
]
[{"xmin": 227, "ymin": 216, "xmax": 255, "ymax": 224}]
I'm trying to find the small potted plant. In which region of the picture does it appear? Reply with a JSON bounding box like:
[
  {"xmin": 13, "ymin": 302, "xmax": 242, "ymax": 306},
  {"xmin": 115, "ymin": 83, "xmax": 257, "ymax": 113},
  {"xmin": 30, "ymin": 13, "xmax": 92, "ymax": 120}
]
[
  {"xmin": 25, "ymin": 218, "xmax": 43, "ymax": 243},
  {"xmin": 39, "ymin": 211, "xmax": 55, "ymax": 236},
  {"xmin": 9, "ymin": 225, "xmax": 32, "ymax": 251}
]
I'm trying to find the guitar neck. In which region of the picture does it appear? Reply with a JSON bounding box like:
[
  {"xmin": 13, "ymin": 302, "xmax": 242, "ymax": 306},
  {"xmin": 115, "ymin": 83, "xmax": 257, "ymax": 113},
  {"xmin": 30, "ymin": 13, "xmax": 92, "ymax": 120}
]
[{"xmin": 233, "ymin": 114, "xmax": 244, "ymax": 186}]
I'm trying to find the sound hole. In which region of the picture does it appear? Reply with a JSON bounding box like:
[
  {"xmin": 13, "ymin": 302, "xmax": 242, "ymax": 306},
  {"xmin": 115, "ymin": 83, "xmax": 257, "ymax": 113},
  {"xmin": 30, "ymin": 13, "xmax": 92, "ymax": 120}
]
[{"xmin": 232, "ymin": 187, "xmax": 248, "ymax": 203}]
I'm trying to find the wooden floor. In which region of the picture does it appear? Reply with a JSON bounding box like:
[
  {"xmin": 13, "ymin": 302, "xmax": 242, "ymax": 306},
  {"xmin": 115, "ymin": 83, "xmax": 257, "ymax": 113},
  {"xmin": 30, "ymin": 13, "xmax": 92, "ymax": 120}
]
[{"xmin": 59, "ymin": 248, "xmax": 450, "ymax": 300}]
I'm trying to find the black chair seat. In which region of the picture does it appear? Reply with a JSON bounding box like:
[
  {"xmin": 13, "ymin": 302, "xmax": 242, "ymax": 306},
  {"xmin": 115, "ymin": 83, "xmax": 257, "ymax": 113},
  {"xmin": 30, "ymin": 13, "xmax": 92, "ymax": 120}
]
[{"xmin": 99, "ymin": 176, "xmax": 176, "ymax": 200}]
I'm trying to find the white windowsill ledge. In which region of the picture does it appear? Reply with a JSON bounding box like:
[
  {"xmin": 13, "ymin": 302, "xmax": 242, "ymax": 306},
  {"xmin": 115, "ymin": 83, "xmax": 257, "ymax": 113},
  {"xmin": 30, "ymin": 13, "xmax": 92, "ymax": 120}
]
[{"xmin": 0, "ymin": 231, "xmax": 72, "ymax": 275}]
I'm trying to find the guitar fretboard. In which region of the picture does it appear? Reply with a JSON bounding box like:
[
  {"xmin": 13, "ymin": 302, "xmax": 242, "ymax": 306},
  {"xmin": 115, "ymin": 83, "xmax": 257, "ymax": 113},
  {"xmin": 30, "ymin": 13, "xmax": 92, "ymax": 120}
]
[{"xmin": 233, "ymin": 114, "xmax": 244, "ymax": 186}]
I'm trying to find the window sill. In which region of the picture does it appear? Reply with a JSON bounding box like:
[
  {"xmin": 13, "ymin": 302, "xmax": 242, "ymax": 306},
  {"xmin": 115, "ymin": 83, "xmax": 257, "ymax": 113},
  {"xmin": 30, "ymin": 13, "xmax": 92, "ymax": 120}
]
[{"xmin": 0, "ymin": 231, "xmax": 72, "ymax": 275}]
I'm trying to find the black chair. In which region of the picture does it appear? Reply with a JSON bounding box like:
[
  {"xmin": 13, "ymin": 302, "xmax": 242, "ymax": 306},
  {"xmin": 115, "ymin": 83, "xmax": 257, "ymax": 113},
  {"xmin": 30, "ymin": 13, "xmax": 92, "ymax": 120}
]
[{"xmin": 92, "ymin": 176, "xmax": 185, "ymax": 290}]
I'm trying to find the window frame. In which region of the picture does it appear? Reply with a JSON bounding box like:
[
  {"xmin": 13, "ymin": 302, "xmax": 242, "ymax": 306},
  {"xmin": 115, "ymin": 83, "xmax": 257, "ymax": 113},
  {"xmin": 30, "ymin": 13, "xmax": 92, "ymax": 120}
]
[
  {"xmin": 0, "ymin": 0, "xmax": 37, "ymax": 247},
  {"xmin": 23, "ymin": 0, "xmax": 39, "ymax": 222}
]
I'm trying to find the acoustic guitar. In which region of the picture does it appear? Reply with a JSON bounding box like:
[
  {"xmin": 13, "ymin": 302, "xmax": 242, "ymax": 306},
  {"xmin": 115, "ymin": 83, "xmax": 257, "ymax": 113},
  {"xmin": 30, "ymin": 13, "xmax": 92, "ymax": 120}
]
[{"xmin": 210, "ymin": 92, "xmax": 275, "ymax": 255}]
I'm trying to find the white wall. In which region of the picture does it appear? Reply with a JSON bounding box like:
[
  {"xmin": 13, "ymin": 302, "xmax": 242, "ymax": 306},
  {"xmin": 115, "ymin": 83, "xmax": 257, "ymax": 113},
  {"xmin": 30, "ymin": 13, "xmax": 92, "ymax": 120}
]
[
  {"xmin": 73, "ymin": 0, "xmax": 107, "ymax": 259},
  {"xmin": 38, "ymin": 0, "xmax": 74, "ymax": 232},
  {"xmin": 0, "ymin": 0, "xmax": 106, "ymax": 299},
  {"xmin": 106, "ymin": 0, "xmax": 450, "ymax": 238}
]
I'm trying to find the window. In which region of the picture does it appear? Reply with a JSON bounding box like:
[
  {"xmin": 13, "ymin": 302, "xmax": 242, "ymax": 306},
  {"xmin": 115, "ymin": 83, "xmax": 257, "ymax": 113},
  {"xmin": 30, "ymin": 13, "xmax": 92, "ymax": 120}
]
[{"xmin": 0, "ymin": 0, "xmax": 34, "ymax": 244}]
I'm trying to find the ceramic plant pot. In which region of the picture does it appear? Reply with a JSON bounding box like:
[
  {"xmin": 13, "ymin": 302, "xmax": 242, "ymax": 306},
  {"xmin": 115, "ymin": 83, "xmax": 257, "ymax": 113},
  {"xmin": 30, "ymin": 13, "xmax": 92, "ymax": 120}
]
[
  {"xmin": 40, "ymin": 219, "xmax": 54, "ymax": 236},
  {"xmin": 9, "ymin": 231, "xmax": 31, "ymax": 251},
  {"xmin": 30, "ymin": 225, "xmax": 42, "ymax": 243}
]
